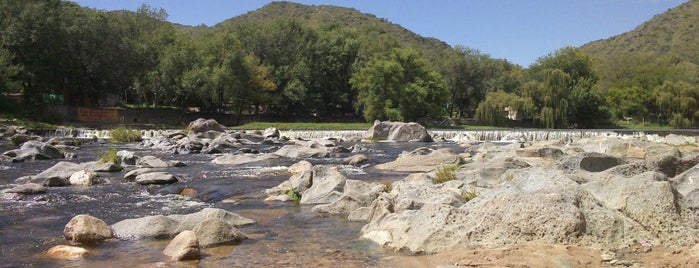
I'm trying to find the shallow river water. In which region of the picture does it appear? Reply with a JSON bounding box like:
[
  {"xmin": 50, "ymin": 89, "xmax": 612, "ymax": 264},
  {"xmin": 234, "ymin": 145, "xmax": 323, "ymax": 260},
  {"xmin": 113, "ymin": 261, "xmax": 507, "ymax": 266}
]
[{"xmin": 0, "ymin": 137, "xmax": 462, "ymax": 267}]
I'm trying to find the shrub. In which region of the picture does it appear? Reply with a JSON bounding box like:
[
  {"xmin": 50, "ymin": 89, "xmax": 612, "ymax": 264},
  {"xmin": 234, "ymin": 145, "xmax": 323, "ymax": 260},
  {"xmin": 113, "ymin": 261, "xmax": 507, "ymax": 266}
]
[
  {"xmin": 110, "ymin": 126, "xmax": 142, "ymax": 142},
  {"xmin": 461, "ymin": 184, "xmax": 478, "ymax": 202},
  {"xmin": 98, "ymin": 148, "xmax": 120, "ymax": 165},
  {"xmin": 434, "ymin": 164, "xmax": 458, "ymax": 184},
  {"xmin": 286, "ymin": 190, "xmax": 301, "ymax": 203}
]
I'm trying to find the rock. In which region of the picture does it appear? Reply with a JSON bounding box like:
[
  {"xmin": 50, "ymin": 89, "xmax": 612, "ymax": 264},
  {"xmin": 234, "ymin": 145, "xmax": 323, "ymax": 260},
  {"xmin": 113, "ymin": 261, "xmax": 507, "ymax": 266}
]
[
  {"xmin": 263, "ymin": 127, "xmax": 280, "ymax": 138},
  {"xmin": 515, "ymin": 147, "xmax": 564, "ymax": 159},
  {"xmin": 31, "ymin": 161, "xmax": 86, "ymax": 186},
  {"xmin": 211, "ymin": 153, "xmax": 279, "ymax": 165},
  {"xmin": 2, "ymin": 140, "xmax": 64, "ymax": 161},
  {"xmin": 1, "ymin": 183, "xmax": 46, "ymax": 194},
  {"xmin": 123, "ymin": 168, "xmax": 167, "ymax": 182},
  {"xmin": 187, "ymin": 118, "xmax": 226, "ymax": 133},
  {"xmin": 168, "ymin": 208, "xmax": 255, "ymax": 232},
  {"xmin": 273, "ymin": 144, "xmax": 331, "ymax": 158},
  {"xmin": 559, "ymin": 152, "xmax": 624, "ymax": 173},
  {"xmin": 265, "ymin": 168, "xmax": 313, "ymax": 198},
  {"xmin": 137, "ymin": 155, "xmax": 184, "ymax": 168},
  {"xmin": 288, "ymin": 160, "xmax": 313, "ymax": 175},
  {"xmin": 69, "ymin": 170, "xmax": 98, "ymax": 186},
  {"xmin": 135, "ymin": 172, "xmax": 178, "ymax": 185},
  {"xmin": 375, "ymin": 148, "xmax": 462, "ymax": 172},
  {"xmin": 46, "ymin": 245, "xmax": 88, "ymax": 259},
  {"xmin": 117, "ymin": 150, "xmax": 139, "ymax": 166},
  {"xmin": 343, "ymin": 154, "xmax": 368, "ymax": 166},
  {"xmin": 81, "ymin": 161, "xmax": 123, "ymax": 173},
  {"xmin": 163, "ymin": 230, "xmax": 200, "ymax": 261},
  {"xmin": 365, "ymin": 121, "xmax": 432, "ymax": 142},
  {"xmin": 112, "ymin": 215, "xmax": 179, "ymax": 239},
  {"xmin": 63, "ymin": 214, "xmax": 113, "ymax": 243},
  {"xmin": 11, "ymin": 133, "xmax": 41, "ymax": 146},
  {"xmin": 312, "ymin": 179, "xmax": 387, "ymax": 216},
  {"xmin": 300, "ymin": 165, "xmax": 347, "ymax": 204},
  {"xmin": 192, "ymin": 218, "xmax": 247, "ymax": 248}
]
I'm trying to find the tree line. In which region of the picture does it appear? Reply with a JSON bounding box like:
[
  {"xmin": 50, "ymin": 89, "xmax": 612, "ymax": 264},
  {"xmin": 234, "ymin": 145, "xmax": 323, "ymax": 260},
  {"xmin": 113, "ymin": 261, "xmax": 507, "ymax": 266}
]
[{"xmin": 1, "ymin": 1, "xmax": 698, "ymax": 128}]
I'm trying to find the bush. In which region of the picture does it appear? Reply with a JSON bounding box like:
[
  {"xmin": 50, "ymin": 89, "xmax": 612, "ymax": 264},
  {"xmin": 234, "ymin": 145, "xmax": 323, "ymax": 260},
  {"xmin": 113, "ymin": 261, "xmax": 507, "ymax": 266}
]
[
  {"xmin": 98, "ymin": 148, "xmax": 120, "ymax": 165},
  {"xmin": 434, "ymin": 164, "xmax": 458, "ymax": 184},
  {"xmin": 461, "ymin": 183, "xmax": 478, "ymax": 202},
  {"xmin": 286, "ymin": 190, "xmax": 301, "ymax": 203},
  {"xmin": 110, "ymin": 126, "xmax": 142, "ymax": 142}
]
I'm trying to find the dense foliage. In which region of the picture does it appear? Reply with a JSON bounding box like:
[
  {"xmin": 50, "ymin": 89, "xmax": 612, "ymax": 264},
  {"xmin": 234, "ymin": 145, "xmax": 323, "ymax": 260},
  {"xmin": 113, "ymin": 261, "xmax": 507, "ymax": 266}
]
[{"xmin": 1, "ymin": 0, "xmax": 697, "ymax": 128}]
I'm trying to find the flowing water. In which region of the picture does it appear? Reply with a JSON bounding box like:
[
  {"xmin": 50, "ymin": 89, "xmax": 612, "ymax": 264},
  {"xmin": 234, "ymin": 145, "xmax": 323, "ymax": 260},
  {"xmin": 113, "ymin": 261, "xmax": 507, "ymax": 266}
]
[{"xmin": 0, "ymin": 133, "xmax": 458, "ymax": 267}]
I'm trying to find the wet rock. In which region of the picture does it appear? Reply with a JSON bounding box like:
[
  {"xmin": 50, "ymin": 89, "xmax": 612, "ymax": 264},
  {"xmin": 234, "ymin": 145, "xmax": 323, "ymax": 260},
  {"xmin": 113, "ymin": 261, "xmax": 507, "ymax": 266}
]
[
  {"xmin": 112, "ymin": 215, "xmax": 179, "ymax": 239},
  {"xmin": 46, "ymin": 245, "xmax": 88, "ymax": 259},
  {"xmin": 1, "ymin": 183, "xmax": 46, "ymax": 194},
  {"xmin": 31, "ymin": 161, "xmax": 86, "ymax": 186},
  {"xmin": 273, "ymin": 144, "xmax": 331, "ymax": 158},
  {"xmin": 343, "ymin": 154, "xmax": 368, "ymax": 166},
  {"xmin": 81, "ymin": 161, "xmax": 123, "ymax": 172},
  {"xmin": 300, "ymin": 165, "xmax": 347, "ymax": 205},
  {"xmin": 187, "ymin": 118, "xmax": 226, "ymax": 133},
  {"xmin": 163, "ymin": 230, "xmax": 200, "ymax": 261},
  {"xmin": 123, "ymin": 168, "xmax": 167, "ymax": 182},
  {"xmin": 263, "ymin": 127, "xmax": 280, "ymax": 138},
  {"xmin": 135, "ymin": 172, "xmax": 178, "ymax": 185},
  {"xmin": 365, "ymin": 121, "xmax": 432, "ymax": 142},
  {"xmin": 169, "ymin": 208, "xmax": 255, "ymax": 232},
  {"xmin": 212, "ymin": 153, "xmax": 279, "ymax": 165},
  {"xmin": 117, "ymin": 150, "xmax": 139, "ymax": 166},
  {"xmin": 192, "ymin": 218, "xmax": 247, "ymax": 248},
  {"xmin": 375, "ymin": 148, "xmax": 462, "ymax": 172},
  {"xmin": 2, "ymin": 140, "xmax": 64, "ymax": 161},
  {"xmin": 138, "ymin": 155, "xmax": 184, "ymax": 168},
  {"xmin": 63, "ymin": 214, "xmax": 113, "ymax": 243},
  {"xmin": 11, "ymin": 133, "xmax": 41, "ymax": 146},
  {"xmin": 69, "ymin": 170, "xmax": 98, "ymax": 186}
]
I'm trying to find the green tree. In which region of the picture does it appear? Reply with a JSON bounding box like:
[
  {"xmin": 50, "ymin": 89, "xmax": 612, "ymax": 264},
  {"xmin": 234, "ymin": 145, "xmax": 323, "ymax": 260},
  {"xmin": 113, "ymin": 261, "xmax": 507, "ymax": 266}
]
[
  {"xmin": 654, "ymin": 81, "xmax": 699, "ymax": 127},
  {"xmin": 476, "ymin": 91, "xmax": 533, "ymax": 126},
  {"xmin": 605, "ymin": 86, "xmax": 650, "ymax": 120},
  {"xmin": 350, "ymin": 47, "xmax": 448, "ymax": 122}
]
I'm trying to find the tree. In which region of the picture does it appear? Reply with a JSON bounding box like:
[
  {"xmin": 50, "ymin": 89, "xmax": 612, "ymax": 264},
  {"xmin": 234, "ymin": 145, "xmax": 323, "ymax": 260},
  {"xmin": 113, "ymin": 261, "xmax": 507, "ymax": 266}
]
[
  {"xmin": 476, "ymin": 91, "xmax": 533, "ymax": 126},
  {"xmin": 350, "ymin": 47, "xmax": 448, "ymax": 122},
  {"xmin": 605, "ymin": 86, "xmax": 650, "ymax": 120},
  {"xmin": 654, "ymin": 81, "xmax": 699, "ymax": 128}
]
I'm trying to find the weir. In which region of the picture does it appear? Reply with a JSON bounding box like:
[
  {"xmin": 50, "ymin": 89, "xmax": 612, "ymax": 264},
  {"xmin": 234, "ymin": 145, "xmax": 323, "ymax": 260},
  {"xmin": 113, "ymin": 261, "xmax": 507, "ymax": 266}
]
[{"xmin": 34, "ymin": 128, "xmax": 669, "ymax": 142}]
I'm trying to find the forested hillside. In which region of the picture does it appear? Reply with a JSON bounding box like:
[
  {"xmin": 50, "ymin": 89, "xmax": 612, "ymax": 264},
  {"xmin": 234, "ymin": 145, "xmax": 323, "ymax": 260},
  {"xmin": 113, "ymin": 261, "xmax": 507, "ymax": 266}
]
[{"xmin": 1, "ymin": 0, "xmax": 697, "ymax": 128}]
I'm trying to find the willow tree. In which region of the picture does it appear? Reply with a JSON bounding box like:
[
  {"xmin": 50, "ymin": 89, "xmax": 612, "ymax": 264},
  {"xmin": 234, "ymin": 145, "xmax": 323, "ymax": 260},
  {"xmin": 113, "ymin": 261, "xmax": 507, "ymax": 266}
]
[
  {"xmin": 350, "ymin": 48, "xmax": 448, "ymax": 122},
  {"xmin": 476, "ymin": 91, "xmax": 534, "ymax": 126},
  {"xmin": 654, "ymin": 81, "xmax": 699, "ymax": 128}
]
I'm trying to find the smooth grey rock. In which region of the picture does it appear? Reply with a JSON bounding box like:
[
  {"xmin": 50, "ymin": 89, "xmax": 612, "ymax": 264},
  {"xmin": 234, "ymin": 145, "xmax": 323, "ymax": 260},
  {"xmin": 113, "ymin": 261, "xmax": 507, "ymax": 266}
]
[
  {"xmin": 192, "ymin": 219, "xmax": 246, "ymax": 248},
  {"xmin": 312, "ymin": 179, "xmax": 387, "ymax": 215},
  {"xmin": 365, "ymin": 121, "xmax": 432, "ymax": 142},
  {"xmin": 123, "ymin": 168, "xmax": 167, "ymax": 182},
  {"xmin": 343, "ymin": 154, "xmax": 368, "ymax": 166},
  {"xmin": 117, "ymin": 150, "xmax": 139, "ymax": 166},
  {"xmin": 169, "ymin": 208, "xmax": 255, "ymax": 232},
  {"xmin": 69, "ymin": 170, "xmax": 97, "ymax": 186},
  {"xmin": 135, "ymin": 172, "xmax": 177, "ymax": 185},
  {"xmin": 212, "ymin": 153, "xmax": 279, "ymax": 165},
  {"xmin": 187, "ymin": 118, "xmax": 226, "ymax": 133},
  {"xmin": 299, "ymin": 165, "xmax": 347, "ymax": 205},
  {"xmin": 2, "ymin": 140, "xmax": 64, "ymax": 161},
  {"xmin": 263, "ymin": 127, "xmax": 280, "ymax": 138},
  {"xmin": 63, "ymin": 214, "xmax": 113, "ymax": 243},
  {"xmin": 163, "ymin": 230, "xmax": 200, "ymax": 261},
  {"xmin": 31, "ymin": 161, "xmax": 85, "ymax": 186},
  {"xmin": 375, "ymin": 148, "xmax": 462, "ymax": 172},
  {"xmin": 81, "ymin": 161, "xmax": 123, "ymax": 173},
  {"xmin": 112, "ymin": 215, "xmax": 179, "ymax": 239}
]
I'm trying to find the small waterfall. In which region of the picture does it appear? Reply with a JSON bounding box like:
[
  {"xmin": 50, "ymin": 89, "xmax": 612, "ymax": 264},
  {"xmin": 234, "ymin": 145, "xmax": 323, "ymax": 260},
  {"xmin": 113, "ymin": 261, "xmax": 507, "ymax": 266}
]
[
  {"xmin": 283, "ymin": 130, "xmax": 366, "ymax": 140},
  {"xmin": 431, "ymin": 129, "xmax": 628, "ymax": 142}
]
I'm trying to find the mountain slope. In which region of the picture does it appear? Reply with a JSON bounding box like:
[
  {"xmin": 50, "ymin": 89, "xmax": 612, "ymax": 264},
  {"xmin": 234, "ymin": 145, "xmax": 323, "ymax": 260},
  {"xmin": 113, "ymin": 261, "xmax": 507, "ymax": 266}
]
[
  {"xmin": 581, "ymin": 0, "xmax": 699, "ymax": 64},
  {"xmin": 213, "ymin": 1, "xmax": 450, "ymax": 54}
]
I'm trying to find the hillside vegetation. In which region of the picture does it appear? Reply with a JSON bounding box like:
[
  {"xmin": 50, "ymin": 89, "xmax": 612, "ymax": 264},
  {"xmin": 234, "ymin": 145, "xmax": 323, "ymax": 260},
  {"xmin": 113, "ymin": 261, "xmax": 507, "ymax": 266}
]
[{"xmin": 1, "ymin": 0, "xmax": 697, "ymax": 128}]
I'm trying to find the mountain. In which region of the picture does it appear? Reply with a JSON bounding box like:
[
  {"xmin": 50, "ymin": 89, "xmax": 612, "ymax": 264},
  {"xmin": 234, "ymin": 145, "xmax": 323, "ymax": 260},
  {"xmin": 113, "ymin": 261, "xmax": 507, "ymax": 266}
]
[
  {"xmin": 581, "ymin": 0, "xmax": 699, "ymax": 65},
  {"xmin": 213, "ymin": 1, "xmax": 451, "ymax": 55}
]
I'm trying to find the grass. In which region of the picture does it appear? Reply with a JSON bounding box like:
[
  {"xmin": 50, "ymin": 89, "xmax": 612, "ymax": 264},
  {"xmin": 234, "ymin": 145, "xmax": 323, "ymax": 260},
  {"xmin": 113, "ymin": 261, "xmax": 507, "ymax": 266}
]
[
  {"xmin": 231, "ymin": 122, "xmax": 372, "ymax": 131},
  {"xmin": 0, "ymin": 114, "xmax": 59, "ymax": 129},
  {"xmin": 286, "ymin": 190, "xmax": 301, "ymax": 203},
  {"xmin": 434, "ymin": 164, "xmax": 459, "ymax": 184},
  {"xmin": 110, "ymin": 126, "xmax": 142, "ymax": 142},
  {"xmin": 613, "ymin": 119, "xmax": 672, "ymax": 130},
  {"xmin": 461, "ymin": 183, "xmax": 478, "ymax": 202},
  {"xmin": 98, "ymin": 148, "xmax": 120, "ymax": 165}
]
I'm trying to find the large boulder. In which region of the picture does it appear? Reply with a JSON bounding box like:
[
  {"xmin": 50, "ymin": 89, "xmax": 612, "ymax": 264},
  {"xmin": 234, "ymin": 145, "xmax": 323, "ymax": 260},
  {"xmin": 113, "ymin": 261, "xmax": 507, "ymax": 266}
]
[
  {"xmin": 111, "ymin": 215, "xmax": 179, "ymax": 239},
  {"xmin": 81, "ymin": 161, "xmax": 123, "ymax": 172},
  {"xmin": 299, "ymin": 165, "xmax": 347, "ymax": 204},
  {"xmin": 168, "ymin": 208, "xmax": 255, "ymax": 232},
  {"xmin": 263, "ymin": 127, "xmax": 280, "ymax": 138},
  {"xmin": 69, "ymin": 170, "xmax": 98, "ymax": 186},
  {"xmin": 2, "ymin": 140, "xmax": 64, "ymax": 161},
  {"xmin": 46, "ymin": 245, "xmax": 89, "ymax": 260},
  {"xmin": 187, "ymin": 118, "xmax": 226, "ymax": 133},
  {"xmin": 117, "ymin": 150, "xmax": 139, "ymax": 166},
  {"xmin": 192, "ymin": 219, "xmax": 246, "ymax": 248},
  {"xmin": 137, "ymin": 155, "xmax": 185, "ymax": 168},
  {"xmin": 63, "ymin": 214, "xmax": 113, "ymax": 244},
  {"xmin": 312, "ymin": 179, "xmax": 387, "ymax": 216},
  {"xmin": 163, "ymin": 230, "xmax": 200, "ymax": 261},
  {"xmin": 30, "ymin": 161, "xmax": 86, "ymax": 186},
  {"xmin": 365, "ymin": 121, "xmax": 432, "ymax": 142},
  {"xmin": 375, "ymin": 147, "xmax": 463, "ymax": 172}
]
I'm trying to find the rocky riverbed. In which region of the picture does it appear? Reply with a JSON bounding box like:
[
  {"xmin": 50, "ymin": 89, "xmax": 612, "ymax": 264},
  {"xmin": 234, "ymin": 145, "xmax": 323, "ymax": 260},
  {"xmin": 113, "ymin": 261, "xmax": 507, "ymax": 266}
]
[{"xmin": 2, "ymin": 119, "xmax": 699, "ymax": 267}]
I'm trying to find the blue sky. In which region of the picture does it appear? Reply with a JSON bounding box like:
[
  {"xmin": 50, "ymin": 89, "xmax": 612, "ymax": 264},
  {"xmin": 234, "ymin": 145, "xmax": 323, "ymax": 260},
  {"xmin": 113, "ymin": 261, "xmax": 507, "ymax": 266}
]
[{"xmin": 72, "ymin": 0, "xmax": 687, "ymax": 67}]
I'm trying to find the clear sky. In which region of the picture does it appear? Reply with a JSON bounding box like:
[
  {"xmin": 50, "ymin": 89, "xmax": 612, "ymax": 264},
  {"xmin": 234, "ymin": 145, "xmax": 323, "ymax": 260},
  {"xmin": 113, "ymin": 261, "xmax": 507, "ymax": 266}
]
[{"xmin": 72, "ymin": 0, "xmax": 688, "ymax": 67}]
